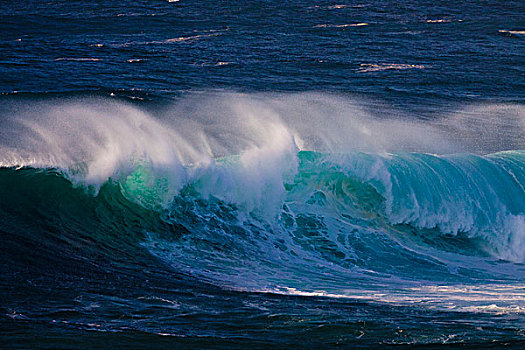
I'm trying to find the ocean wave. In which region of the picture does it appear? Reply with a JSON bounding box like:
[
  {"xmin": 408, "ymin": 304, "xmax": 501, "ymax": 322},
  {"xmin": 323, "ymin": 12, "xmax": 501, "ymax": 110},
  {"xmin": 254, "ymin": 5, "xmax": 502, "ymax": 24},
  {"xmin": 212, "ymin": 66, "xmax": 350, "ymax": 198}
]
[{"xmin": 0, "ymin": 93, "xmax": 524, "ymax": 302}]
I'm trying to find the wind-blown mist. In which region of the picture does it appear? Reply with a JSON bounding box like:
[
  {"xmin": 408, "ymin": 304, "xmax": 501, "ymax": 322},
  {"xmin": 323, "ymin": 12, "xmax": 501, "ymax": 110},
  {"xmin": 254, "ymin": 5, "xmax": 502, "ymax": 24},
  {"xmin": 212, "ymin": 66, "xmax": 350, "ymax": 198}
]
[{"xmin": 2, "ymin": 92, "xmax": 524, "ymax": 175}]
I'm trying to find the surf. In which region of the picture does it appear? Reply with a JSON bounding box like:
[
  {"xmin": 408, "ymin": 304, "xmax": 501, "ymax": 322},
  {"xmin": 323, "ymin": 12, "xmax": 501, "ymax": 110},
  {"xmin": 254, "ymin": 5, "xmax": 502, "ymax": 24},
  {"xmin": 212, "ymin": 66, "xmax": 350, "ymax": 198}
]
[{"xmin": 0, "ymin": 93, "xmax": 524, "ymax": 312}]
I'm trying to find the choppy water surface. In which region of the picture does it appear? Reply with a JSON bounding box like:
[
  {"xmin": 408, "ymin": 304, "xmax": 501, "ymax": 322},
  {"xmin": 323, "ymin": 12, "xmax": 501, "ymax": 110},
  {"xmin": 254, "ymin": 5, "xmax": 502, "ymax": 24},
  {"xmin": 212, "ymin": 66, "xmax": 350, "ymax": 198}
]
[{"xmin": 1, "ymin": 0, "xmax": 524, "ymax": 348}]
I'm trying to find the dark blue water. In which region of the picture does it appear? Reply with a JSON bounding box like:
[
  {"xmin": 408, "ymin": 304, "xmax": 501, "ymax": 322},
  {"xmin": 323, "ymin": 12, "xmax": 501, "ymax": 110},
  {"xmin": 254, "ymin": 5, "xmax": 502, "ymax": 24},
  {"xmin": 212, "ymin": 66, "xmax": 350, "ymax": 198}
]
[
  {"xmin": 1, "ymin": 1, "xmax": 524, "ymax": 348},
  {"xmin": 2, "ymin": 0, "xmax": 524, "ymax": 102}
]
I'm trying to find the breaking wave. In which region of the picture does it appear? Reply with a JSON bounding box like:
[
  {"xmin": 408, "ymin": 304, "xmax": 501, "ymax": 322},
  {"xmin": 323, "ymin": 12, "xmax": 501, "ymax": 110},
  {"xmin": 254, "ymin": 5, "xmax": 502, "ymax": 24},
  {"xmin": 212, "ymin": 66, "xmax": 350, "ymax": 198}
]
[{"xmin": 1, "ymin": 93, "xmax": 524, "ymax": 309}]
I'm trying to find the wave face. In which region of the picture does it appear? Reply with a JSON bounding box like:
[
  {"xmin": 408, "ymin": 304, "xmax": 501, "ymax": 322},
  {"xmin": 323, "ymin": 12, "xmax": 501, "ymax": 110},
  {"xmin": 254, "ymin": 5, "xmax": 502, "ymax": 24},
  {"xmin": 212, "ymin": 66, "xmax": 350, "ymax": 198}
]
[
  {"xmin": 1, "ymin": 94, "xmax": 525, "ymax": 346},
  {"xmin": 140, "ymin": 149, "xmax": 525, "ymax": 286}
]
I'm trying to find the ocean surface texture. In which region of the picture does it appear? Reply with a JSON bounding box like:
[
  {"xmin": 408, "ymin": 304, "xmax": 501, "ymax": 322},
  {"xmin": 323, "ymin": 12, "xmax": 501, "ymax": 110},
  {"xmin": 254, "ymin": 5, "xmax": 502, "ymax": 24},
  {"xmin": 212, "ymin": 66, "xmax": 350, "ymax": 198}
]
[{"xmin": 1, "ymin": 0, "xmax": 524, "ymax": 348}]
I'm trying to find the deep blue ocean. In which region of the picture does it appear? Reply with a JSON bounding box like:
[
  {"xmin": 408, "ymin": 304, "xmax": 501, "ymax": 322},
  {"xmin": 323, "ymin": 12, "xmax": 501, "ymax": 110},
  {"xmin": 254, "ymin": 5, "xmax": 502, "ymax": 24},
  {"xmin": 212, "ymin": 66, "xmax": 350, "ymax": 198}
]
[{"xmin": 1, "ymin": 0, "xmax": 525, "ymax": 348}]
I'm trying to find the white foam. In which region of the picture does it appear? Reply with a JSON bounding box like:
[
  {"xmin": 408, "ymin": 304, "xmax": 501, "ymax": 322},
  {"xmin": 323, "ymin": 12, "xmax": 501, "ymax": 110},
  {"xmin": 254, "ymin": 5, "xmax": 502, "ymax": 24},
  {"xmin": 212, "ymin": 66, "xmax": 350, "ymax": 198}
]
[
  {"xmin": 314, "ymin": 23, "xmax": 368, "ymax": 28},
  {"xmin": 499, "ymin": 30, "xmax": 525, "ymax": 35},
  {"xmin": 358, "ymin": 63, "xmax": 426, "ymax": 72},
  {"xmin": 54, "ymin": 58, "xmax": 102, "ymax": 62},
  {"xmin": 262, "ymin": 284, "xmax": 525, "ymax": 315}
]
